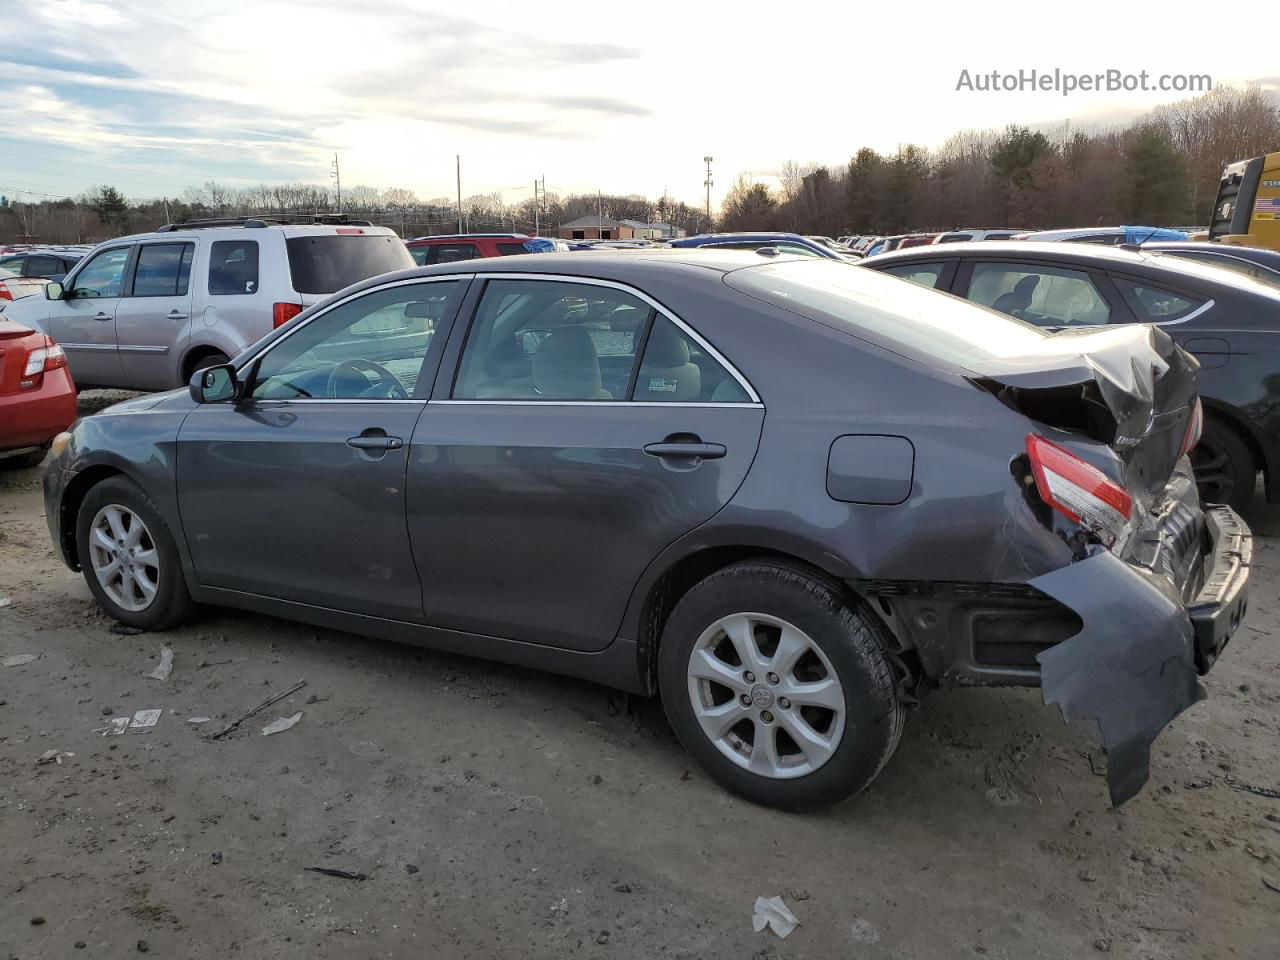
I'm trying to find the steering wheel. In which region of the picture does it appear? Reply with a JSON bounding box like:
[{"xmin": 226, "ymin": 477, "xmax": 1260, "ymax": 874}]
[{"xmin": 326, "ymin": 359, "xmax": 409, "ymax": 399}]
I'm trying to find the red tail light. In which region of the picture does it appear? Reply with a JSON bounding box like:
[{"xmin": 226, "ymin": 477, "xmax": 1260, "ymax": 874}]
[
  {"xmin": 0, "ymin": 287, "xmax": 11, "ymax": 301},
  {"xmin": 1026, "ymin": 434, "xmax": 1133, "ymax": 547},
  {"xmin": 1179, "ymin": 397, "xmax": 1203, "ymax": 458},
  {"xmin": 273, "ymin": 302, "xmax": 303, "ymax": 328},
  {"xmin": 335, "ymin": 227, "xmax": 365, "ymax": 235}
]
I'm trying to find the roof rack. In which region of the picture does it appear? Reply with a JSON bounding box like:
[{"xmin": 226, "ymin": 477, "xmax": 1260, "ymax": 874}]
[{"xmin": 155, "ymin": 215, "xmax": 373, "ymax": 232}]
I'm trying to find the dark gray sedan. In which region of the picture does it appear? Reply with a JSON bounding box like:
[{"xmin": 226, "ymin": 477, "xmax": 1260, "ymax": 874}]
[{"xmin": 42, "ymin": 251, "xmax": 1252, "ymax": 809}]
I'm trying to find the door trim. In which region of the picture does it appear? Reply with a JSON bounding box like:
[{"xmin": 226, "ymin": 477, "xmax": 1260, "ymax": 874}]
[{"xmin": 431, "ymin": 399, "xmax": 763, "ymax": 409}]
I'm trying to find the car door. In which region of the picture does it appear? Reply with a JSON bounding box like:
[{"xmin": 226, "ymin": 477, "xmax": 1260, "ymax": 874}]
[
  {"xmin": 113, "ymin": 241, "xmax": 196, "ymax": 390},
  {"xmin": 955, "ymin": 259, "xmax": 1118, "ymax": 330},
  {"xmin": 176, "ymin": 278, "xmax": 466, "ymax": 621},
  {"xmin": 47, "ymin": 244, "xmax": 134, "ymax": 385},
  {"xmin": 408, "ymin": 275, "xmax": 765, "ymax": 652}
]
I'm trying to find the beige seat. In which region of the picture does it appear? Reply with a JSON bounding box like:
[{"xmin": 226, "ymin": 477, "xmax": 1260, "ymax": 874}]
[
  {"xmin": 532, "ymin": 327, "xmax": 612, "ymax": 399},
  {"xmin": 634, "ymin": 325, "xmax": 701, "ymax": 401}
]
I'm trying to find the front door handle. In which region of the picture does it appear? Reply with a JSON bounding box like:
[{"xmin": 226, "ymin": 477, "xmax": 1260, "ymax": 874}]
[
  {"xmin": 643, "ymin": 441, "xmax": 726, "ymax": 459},
  {"xmin": 92, "ymin": 312, "xmax": 111, "ymax": 322},
  {"xmin": 346, "ymin": 434, "xmax": 403, "ymax": 451},
  {"xmin": 167, "ymin": 310, "xmax": 189, "ymax": 321}
]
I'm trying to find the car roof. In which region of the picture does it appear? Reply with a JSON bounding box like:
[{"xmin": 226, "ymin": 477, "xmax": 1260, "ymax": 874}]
[
  {"xmin": 407, "ymin": 233, "xmax": 533, "ymax": 243},
  {"xmin": 1140, "ymin": 241, "xmax": 1280, "ymax": 266},
  {"xmin": 867, "ymin": 240, "xmax": 1280, "ymax": 300},
  {"xmin": 104, "ymin": 223, "xmax": 400, "ymax": 244}
]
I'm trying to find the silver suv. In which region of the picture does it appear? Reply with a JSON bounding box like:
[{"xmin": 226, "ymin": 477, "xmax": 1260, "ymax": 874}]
[{"xmin": 1, "ymin": 217, "xmax": 413, "ymax": 390}]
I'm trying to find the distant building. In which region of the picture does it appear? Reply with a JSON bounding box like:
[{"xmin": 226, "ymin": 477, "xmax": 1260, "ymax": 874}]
[{"xmin": 558, "ymin": 216, "xmax": 686, "ymax": 240}]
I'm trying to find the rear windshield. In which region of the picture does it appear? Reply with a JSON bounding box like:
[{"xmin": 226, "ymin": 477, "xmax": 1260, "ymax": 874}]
[
  {"xmin": 725, "ymin": 259, "xmax": 1049, "ymax": 369},
  {"xmin": 285, "ymin": 235, "xmax": 414, "ymax": 295}
]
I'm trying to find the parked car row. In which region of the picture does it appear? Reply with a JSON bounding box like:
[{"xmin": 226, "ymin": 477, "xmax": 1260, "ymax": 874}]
[{"xmin": 0, "ymin": 244, "xmax": 90, "ymax": 282}]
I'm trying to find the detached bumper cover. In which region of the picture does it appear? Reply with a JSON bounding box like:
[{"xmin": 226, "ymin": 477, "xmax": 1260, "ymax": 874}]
[{"xmin": 1032, "ymin": 507, "xmax": 1251, "ymax": 806}]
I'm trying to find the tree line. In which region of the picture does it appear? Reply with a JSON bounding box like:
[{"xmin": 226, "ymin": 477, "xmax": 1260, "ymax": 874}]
[
  {"xmin": 720, "ymin": 84, "xmax": 1280, "ymax": 236},
  {"xmin": 0, "ymin": 179, "xmax": 708, "ymax": 245},
  {"xmin": 3, "ymin": 83, "xmax": 1276, "ymax": 246}
]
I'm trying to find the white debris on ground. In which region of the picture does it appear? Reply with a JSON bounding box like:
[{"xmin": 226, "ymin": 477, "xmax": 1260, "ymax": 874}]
[
  {"xmin": 146, "ymin": 645, "xmax": 174, "ymax": 681},
  {"xmin": 261, "ymin": 712, "xmax": 303, "ymax": 736},
  {"xmin": 752, "ymin": 895, "xmax": 800, "ymax": 938},
  {"xmin": 2, "ymin": 653, "xmax": 37, "ymax": 667}
]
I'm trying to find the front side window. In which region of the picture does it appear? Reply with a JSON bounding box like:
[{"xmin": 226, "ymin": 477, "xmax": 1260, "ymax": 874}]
[
  {"xmin": 131, "ymin": 243, "xmax": 194, "ymax": 297},
  {"xmin": 883, "ymin": 262, "xmax": 946, "ymax": 289},
  {"xmin": 209, "ymin": 240, "xmax": 259, "ymax": 296},
  {"xmin": 252, "ymin": 281, "xmax": 461, "ymax": 400},
  {"xmin": 1113, "ymin": 278, "xmax": 1203, "ymax": 321},
  {"xmin": 428, "ymin": 243, "xmax": 480, "ymax": 264},
  {"xmin": 69, "ymin": 247, "xmax": 132, "ymax": 299},
  {"xmin": 967, "ymin": 262, "xmax": 1111, "ymax": 326}
]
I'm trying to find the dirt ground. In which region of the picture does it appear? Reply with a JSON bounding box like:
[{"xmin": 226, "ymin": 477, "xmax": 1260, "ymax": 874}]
[{"xmin": 2, "ymin": 392, "xmax": 1278, "ymax": 960}]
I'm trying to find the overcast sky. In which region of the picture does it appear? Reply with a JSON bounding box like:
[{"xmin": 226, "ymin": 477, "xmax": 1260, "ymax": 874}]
[{"xmin": 2, "ymin": 0, "xmax": 1277, "ymax": 210}]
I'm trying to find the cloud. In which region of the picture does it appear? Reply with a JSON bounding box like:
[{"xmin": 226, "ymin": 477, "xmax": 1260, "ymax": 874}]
[{"xmin": 0, "ymin": 49, "xmax": 141, "ymax": 79}]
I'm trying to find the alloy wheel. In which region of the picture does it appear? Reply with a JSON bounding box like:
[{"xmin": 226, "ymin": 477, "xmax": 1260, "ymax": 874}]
[
  {"xmin": 686, "ymin": 612, "xmax": 845, "ymax": 779},
  {"xmin": 88, "ymin": 504, "xmax": 160, "ymax": 612},
  {"xmin": 1190, "ymin": 434, "xmax": 1236, "ymax": 506}
]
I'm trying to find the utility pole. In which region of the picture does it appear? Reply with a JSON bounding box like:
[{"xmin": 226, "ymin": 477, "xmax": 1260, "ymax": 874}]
[
  {"xmin": 597, "ymin": 189, "xmax": 603, "ymax": 238},
  {"xmin": 533, "ymin": 178, "xmax": 540, "ymax": 236},
  {"xmin": 456, "ymin": 155, "xmax": 463, "ymax": 233},
  {"xmin": 331, "ymin": 153, "xmax": 342, "ymax": 214},
  {"xmin": 703, "ymin": 156, "xmax": 714, "ymax": 233}
]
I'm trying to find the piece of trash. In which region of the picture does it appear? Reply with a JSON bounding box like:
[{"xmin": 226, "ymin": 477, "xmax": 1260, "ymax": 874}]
[
  {"xmin": 146, "ymin": 646, "xmax": 174, "ymax": 681},
  {"xmin": 304, "ymin": 866, "xmax": 366, "ymax": 881},
  {"xmin": 0, "ymin": 597, "xmax": 12, "ymax": 609},
  {"xmin": 209, "ymin": 679, "xmax": 306, "ymax": 740},
  {"xmin": 262, "ymin": 712, "xmax": 303, "ymax": 736},
  {"xmin": 93, "ymin": 717, "xmax": 131, "ymax": 737},
  {"xmin": 405, "ymin": 864, "xmax": 420, "ymax": 875},
  {"xmin": 211, "ymin": 851, "xmax": 223, "ymax": 865},
  {"xmin": 752, "ymin": 895, "xmax": 800, "ymax": 939},
  {"xmin": 186, "ymin": 717, "xmax": 211, "ymax": 724},
  {"xmin": 129, "ymin": 708, "xmax": 163, "ymax": 730},
  {"xmin": 36, "ymin": 749, "xmax": 75, "ymax": 765},
  {"xmin": 2, "ymin": 653, "xmax": 37, "ymax": 667},
  {"xmin": 110, "ymin": 623, "xmax": 146, "ymax": 636},
  {"xmin": 1264, "ymin": 875, "xmax": 1280, "ymax": 894}
]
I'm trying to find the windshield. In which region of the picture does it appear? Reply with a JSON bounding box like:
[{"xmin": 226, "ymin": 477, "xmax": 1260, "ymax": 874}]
[
  {"xmin": 285, "ymin": 235, "xmax": 415, "ymax": 295},
  {"xmin": 725, "ymin": 259, "xmax": 1050, "ymax": 369}
]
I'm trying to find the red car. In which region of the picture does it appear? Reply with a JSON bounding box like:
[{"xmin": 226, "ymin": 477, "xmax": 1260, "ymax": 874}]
[
  {"xmin": 0, "ymin": 316, "xmax": 77, "ymax": 469},
  {"xmin": 405, "ymin": 233, "xmax": 568, "ymax": 265}
]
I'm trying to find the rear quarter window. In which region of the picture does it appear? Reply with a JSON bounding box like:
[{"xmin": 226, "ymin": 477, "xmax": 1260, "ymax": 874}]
[
  {"xmin": 209, "ymin": 240, "xmax": 260, "ymax": 296},
  {"xmin": 1112, "ymin": 277, "xmax": 1204, "ymax": 322},
  {"xmin": 286, "ymin": 235, "xmax": 414, "ymax": 295}
]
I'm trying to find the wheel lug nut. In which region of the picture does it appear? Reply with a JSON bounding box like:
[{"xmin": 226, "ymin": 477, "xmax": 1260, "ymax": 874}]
[
  {"xmin": 740, "ymin": 694, "xmax": 752, "ymax": 707},
  {"xmin": 743, "ymin": 671, "xmax": 755, "ymax": 683},
  {"xmin": 766, "ymin": 672, "xmax": 779, "ymax": 685},
  {"xmin": 778, "ymin": 697, "xmax": 791, "ymax": 709},
  {"xmin": 760, "ymin": 710, "xmax": 774, "ymax": 724}
]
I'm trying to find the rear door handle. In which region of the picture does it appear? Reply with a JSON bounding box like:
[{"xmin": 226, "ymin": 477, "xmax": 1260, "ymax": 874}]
[
  {"xmin": 167, "ymin": 310, "xmax": 189, "ymax": 320},
  {"xmin": 643, "ymin": 441, "xmax": 726, "ymax": 459},
  {"xmin": 92, "ymin": 312, "xmax": 112, "ymax": 322},
  {"xmin": 347, "ymin": 435, "xmax": 403, "ymax": 450}
]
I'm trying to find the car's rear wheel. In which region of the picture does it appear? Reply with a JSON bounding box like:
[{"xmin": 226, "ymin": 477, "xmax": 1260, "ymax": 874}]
[
  {"xmin": 187, "ymin": 351, "xmax": 230, "ymax": 379},
  {"xmin": 658, "ymin": 561, "xmax": 903, "ymax": 810},
  {"xmin": 0, "ymin": 444, "xmax": 49, "ymax": 470},
  {"xmin": 1192, "ymin": 418, "xmax": 1254, "ymax": 512},
  {"xmin": 76, "ymin": 476, "xmax": 192, "ymax": 630}
]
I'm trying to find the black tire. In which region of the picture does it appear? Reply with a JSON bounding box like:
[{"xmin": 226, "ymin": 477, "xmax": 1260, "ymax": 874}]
[
  {"xmin": 0, "ymin": 444, "xmax": 49, "ymax": 470},
  {"xmin": 76, "ymin": 476, "xmax": 193, "ymax": 630},
  {"xmin": 1193, "ymin": 418, "xmax": 1255, "ymax": 512},
  {"xmin": 187, "ymin": 351, "xmax": 230, "ymax": 379},
  {"xmin": 658, "ymin": 561, "xmax": 903, "ymax": 810}
]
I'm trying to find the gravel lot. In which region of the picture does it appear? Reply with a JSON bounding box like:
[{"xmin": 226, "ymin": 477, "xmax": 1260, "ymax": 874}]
[{"xmin": 2, "ymin": 392, "xmax": 1278, "ymax": 959}]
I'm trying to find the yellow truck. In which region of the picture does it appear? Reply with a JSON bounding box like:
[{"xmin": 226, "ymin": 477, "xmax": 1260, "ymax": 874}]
[{"xmin": 1208, "ymin": 152, "xmax": 1280, "ymax": 250}]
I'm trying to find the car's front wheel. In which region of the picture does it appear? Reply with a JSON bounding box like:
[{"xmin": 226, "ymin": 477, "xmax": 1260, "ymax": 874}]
[
  {"xmin": 658, "ymin": 561, "xmax": 903, "ymax": 810},
  {"xmin": 76, "ymin": 476, "xmax": 193, "ymax": 630}
]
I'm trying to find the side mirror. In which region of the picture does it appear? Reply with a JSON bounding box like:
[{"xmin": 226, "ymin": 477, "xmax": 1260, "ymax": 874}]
[
  {"xmin": 44, "ymin": 281, "xmax": 64, "ymax": 301},
  {"xmin": 189, "ymin": 363, "xmax": 240, "ymax": 403}
]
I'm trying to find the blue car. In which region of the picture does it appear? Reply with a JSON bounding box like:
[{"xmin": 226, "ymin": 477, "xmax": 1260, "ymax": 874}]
[{"xmin": 670, "ymin": 233, "xmax": 856, "ymax": 260}]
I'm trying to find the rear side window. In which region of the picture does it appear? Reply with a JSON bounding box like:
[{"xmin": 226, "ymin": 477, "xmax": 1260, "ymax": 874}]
[
  {"xmin": 428, "ymin": 243, "xmax": 480, "ymax": 264},
  {"xmin": 497, "ymin": 242, "xmax": 530, "ymax": 256},
  {"xmin": 132, "ymin": 243, "xmax": 194, "ymax": 297},
  {"xmin": 883, "ymin": 262, "xmax": 946, "ymax": 289},
  {"xmin": 967, "ymin": 262, "xmax": 1111, "ymax": 326},
  {"xmin": 937, "ymin": 233, "xmax": 972, "ymax": 243},
  {"xmin": 286, "ymin": 235, "xmax": 414, "ymax": 294},
  {"xmin": 210, "ymin": 240, "xmax": 259, "ymax": 296},
  {"xmin": 634, "ymin": 314, "xmax": 750, "ymax": 403},
  {"xmin": 26, "ymin": 255, "xmax": 63, "ymax": 277},
  {"xmin": 0, "ymin": 255, "xmax": 23, "ymax": 272},
  {"xmin": 1113, "ymin": 278, "xmax": 1203, "ymax": 321}
]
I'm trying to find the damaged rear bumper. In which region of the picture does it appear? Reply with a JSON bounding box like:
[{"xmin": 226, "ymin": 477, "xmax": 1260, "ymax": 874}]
[{"xmin": 1033, "ymin": 505, "xmax": 1252, "ymax": 806}]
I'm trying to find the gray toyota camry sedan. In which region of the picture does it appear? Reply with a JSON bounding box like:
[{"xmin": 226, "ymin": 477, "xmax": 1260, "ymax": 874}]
[{"xmin": 42, "ymin": 249, "xmax": 1251, "ymax": 809}]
